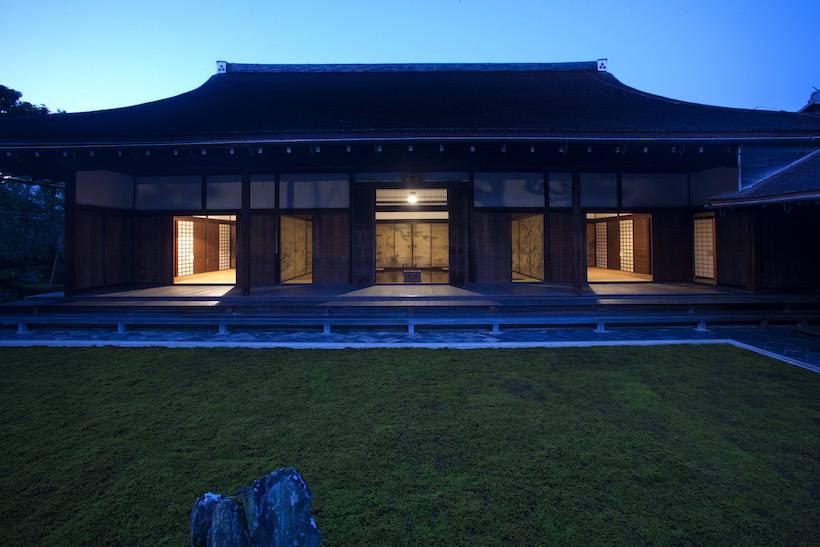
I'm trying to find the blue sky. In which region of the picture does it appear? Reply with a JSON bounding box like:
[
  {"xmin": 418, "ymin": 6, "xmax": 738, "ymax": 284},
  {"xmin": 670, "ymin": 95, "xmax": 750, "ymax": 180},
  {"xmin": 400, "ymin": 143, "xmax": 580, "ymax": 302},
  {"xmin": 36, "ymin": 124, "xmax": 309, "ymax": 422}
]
[{"xmin": 5, "ymin": 0, "xmax": 818, "ymax": 114}]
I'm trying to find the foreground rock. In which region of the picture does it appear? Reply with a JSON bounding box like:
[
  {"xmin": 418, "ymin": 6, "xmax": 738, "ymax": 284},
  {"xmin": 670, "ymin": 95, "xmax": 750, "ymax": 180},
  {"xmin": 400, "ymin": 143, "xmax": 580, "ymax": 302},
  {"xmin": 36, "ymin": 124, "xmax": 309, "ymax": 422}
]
[{"xmin": 191, "ymin": 467, "xmax": 321, "ymax": 546}]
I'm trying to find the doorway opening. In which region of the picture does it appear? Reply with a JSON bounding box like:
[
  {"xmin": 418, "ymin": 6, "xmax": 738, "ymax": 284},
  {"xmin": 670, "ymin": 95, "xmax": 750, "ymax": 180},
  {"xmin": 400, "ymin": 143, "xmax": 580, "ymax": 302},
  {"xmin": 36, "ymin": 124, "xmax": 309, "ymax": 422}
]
[
  {"xmin": 375, "ymin": 188, "xmax": 449, "ymax": 284},
  {"xmin": 174, "ymin": 215, "xmax": 236, "ymax": 284},
  {"xmin": 586, "ymin": 213, "xmax": 653, "ymax": 282}
]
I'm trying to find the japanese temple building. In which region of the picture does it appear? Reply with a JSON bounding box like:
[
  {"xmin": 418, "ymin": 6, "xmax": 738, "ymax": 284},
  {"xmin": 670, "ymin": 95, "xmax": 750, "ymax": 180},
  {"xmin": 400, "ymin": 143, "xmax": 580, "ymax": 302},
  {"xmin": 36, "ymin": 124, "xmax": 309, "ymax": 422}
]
[{"xmin": 1, "ymin": 60, "xmax": 819, "ymax": 297}]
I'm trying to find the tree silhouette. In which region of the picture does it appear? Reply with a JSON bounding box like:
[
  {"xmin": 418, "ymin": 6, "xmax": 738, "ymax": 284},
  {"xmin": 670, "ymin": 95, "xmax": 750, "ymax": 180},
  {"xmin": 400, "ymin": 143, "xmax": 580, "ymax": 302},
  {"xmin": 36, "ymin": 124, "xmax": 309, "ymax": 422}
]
[
  {"xmin": 0, "ymin": 86, "xmax": 64, "ymax": 291},
  {"xmin": 0, "ymin": 85, "xmax": 54, "ymax": 116}
]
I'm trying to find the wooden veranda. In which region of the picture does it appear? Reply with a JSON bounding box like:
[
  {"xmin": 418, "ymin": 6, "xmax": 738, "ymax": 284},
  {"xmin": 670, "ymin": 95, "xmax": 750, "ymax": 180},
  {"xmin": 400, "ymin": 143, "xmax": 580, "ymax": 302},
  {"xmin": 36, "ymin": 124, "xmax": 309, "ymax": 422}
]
[{"xmin": 2, "ymin": 283, "xmax": 818, "ymax": 336}]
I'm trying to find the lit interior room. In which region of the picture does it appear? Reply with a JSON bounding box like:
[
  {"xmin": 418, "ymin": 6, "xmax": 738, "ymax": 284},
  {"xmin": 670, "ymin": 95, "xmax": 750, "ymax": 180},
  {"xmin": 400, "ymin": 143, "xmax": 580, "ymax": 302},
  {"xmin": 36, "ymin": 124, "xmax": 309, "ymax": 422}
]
[
  {"xmin": 586, "ymin": 212, "xmax": 652, "ymax": 282},
  {"xmin": 375, "ymin": 188, "xmax": 449, "ymax": 284},
  {"xmin": 174, "ymin": 215, "xmax": 236, "ymax": 284}
]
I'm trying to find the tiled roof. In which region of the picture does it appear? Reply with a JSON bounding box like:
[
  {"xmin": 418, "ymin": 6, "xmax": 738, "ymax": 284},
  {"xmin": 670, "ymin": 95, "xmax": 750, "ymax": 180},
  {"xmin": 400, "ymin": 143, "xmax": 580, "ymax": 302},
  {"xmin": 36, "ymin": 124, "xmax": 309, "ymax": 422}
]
[
  {"xmin": 2, "ymin": 62, "xmax": 820, "ymax": 147},
  {"xmin": 709, "ymin": 149, "xmax": 820, "ymax": 205}
]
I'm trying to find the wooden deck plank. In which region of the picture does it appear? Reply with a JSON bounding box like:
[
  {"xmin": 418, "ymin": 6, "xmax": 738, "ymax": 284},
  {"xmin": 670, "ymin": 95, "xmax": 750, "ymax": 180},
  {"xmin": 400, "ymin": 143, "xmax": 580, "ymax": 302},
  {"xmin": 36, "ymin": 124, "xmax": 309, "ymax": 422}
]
[{"xmin": 2, "ymin": 283, "xmax": 817, "ymax": 317}]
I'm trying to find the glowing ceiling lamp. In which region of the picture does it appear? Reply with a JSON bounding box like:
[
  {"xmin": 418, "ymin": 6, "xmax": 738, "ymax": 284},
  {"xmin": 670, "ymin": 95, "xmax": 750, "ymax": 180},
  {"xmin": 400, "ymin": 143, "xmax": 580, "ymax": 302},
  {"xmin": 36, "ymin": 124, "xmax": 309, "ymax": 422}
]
[{"xmin": 407, "ymin": 191, "xmax": 418, "ymax": 204}]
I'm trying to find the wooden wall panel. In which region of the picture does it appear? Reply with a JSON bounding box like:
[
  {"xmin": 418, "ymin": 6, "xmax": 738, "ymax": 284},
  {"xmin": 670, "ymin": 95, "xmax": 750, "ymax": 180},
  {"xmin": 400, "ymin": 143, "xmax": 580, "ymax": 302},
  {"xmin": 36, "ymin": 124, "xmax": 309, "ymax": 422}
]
[
  {"xmin": 653, "ymin": 211, "xmax": 692, "ymax": 282},
  {"xmin": 249, "ymin": 213, "xmax": 277, "ymax": 284},
  {"xmin": 74, "ymin": 212, "xmax": 105, "ymax": 290},
  {"xmin": 230, "ymin": 224, "xmax": 237, "ymax": 268},
  {"xmin": 312, "ymin": 211, "xmax": 350, "ymax": 284},
  {"xmin": 760, "ymin": 206, "xmax": 819, "ymax": 290},
  {"xmin": 206, "ymin": 221, "xmax": 219, "ymax": 273},
  {"xmin": 716, "ymin": 210, "xmax": 751, "ymax": 288},
  {"xmin": 586, "ymin": 223, "xmax": 596, "ymax": 267},
  {"xmin": 549, "ymin": 212, "xmax": 574, "ymax": 282},
  {"xmin": 193, "ymin": 220, "xmax": 206, "ymax": 274},
  {"xmin": 633, "ymin": 215, "xmax": 652, "ymax": 275},
  {"xmin": 799, "ymin": 206, "xmax": 819, "ymax": 291},
  {"xmin": 713, "ymin": 205, "xmax": 820, "ymax": 292},
  {"xmin": 606, "ymin": 218, "xmax": 620, "ymax": 271},
  {"xmin": 472, "ymin": 211, "xmax": 511, "ymax": 283},
  {"xmin": 104, "ymin": 214, "xmax": 133, "ymax": 286},
  {"xmin": 135, "ymin": 215, "xmax": 171, "ymax": 285}
]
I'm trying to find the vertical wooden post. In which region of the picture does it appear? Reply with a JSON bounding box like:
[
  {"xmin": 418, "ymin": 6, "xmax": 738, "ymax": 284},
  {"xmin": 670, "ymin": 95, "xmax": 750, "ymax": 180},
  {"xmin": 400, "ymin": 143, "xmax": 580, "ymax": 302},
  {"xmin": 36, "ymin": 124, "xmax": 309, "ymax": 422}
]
[
  {"xmin": 449, "ymin": 180, "xmax": 469, "ymax": 286},
  {"xmin": 274, "ymin": 173, "xmax": 281, "ymax": 285},
  {"xmin": 571, "ymin": 171, "xmax": 586, "ymax": 295},
  {"xmin": 63, "ymin": 171, "xmax": 76, "ymax": 296},
  {"xmin": 350, "ymin": 181, "xmax": 375, "ymax": 286},
  {"xmin": 239, "ymin": 169, "xmax": 251, "ymax": 295},
  {"xmin": 463, "ymin": 176, "xmax": 474, "ymax": 286}
]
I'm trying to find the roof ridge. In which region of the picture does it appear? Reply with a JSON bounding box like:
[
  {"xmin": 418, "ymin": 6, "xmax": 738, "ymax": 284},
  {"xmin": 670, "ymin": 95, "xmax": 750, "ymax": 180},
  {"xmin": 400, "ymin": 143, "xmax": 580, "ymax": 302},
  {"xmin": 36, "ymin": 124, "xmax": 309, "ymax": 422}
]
[{"xmin": 220, "ymin": 61, "xmax": 600, "ymax": 74}]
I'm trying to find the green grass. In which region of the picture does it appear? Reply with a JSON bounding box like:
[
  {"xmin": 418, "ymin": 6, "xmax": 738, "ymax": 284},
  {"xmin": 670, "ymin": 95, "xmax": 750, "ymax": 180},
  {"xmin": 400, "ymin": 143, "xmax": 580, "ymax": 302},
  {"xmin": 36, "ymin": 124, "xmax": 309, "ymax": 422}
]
[{"xmin": 0, "ymin": 346, "xmax": 818, "ymax": 545}]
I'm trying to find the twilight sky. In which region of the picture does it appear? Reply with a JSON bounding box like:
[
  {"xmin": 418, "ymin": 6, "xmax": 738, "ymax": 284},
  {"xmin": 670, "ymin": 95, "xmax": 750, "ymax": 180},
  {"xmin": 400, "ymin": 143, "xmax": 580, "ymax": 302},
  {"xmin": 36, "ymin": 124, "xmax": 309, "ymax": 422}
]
[{"xmin": 4, "ymin": 0, "xmax": 818, "ymax": 114}]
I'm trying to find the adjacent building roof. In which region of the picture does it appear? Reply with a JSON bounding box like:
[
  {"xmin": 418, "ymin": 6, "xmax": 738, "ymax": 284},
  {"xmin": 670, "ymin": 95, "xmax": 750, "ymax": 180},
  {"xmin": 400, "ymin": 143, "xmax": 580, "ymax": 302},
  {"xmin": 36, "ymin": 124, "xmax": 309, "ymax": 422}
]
[
  {"xmin": 2, "ymin": 61, "xmax": 820, "ymax": 148},
  {"xmin": 799, "ymin": 90, "xmax": 820, "ymax": 116},
  {"xmin": 709, "ymin": 148, "xmax": 820, "ymax": 206}
]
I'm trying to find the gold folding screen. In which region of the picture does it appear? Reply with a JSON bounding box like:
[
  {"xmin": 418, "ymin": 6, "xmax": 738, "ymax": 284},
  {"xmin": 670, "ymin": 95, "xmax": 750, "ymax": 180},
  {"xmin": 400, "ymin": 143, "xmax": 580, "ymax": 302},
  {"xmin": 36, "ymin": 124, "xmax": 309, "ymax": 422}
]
[{"xmin": 375, "ymin": 222, "xmax": 448, "ymax": 269}]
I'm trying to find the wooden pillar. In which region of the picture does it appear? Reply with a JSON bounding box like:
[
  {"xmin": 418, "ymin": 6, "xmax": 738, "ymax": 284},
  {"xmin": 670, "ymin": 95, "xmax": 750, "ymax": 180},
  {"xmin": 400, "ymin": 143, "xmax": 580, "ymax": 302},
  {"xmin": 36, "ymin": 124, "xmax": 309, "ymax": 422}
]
[
  {"xmin": 238, "ymin": 169, "xmax": 251, "ymax": 295},
  {"xmin": 274, "ymin": 174, "xmax": 281, "ymax": 285},
  {"xmin": 543, "ymin": 172, "xmax": 552, "ymax": 283},
  {"xmin": 571, "ymin": 171, "xmax": 586, "ymax": 295},
  {"xmin": 63, "ymin": 171, "xmax": 77, "ymax": 296},
  {"xmin": 449, "ymin": 180, "xmax": 470, "ymax": 286},
  {"xmin": 350, "ymin": 182, "xmax": 375, "ymax": 286}
]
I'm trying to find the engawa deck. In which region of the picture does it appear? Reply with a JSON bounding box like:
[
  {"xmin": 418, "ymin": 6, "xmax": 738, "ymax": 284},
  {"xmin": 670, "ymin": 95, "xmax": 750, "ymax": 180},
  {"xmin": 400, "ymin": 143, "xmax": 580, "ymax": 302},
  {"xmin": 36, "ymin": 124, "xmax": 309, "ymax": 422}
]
[{"xmin": 1, "ymin": 283, "xmax": 819, "ymax": 335}]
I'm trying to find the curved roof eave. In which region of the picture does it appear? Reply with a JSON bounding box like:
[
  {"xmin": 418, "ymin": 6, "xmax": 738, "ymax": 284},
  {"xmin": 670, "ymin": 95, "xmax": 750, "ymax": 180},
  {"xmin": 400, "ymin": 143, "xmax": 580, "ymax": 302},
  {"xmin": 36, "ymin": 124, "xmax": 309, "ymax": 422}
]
[
  {"xmin": 2, "ymin": 133, "xmax": 820, "ymax": 150},
  {"xmin": 708, "ymin": 190, "xmax": 820, "ymax": 207},
  {"xmin": 2, "ymin": 63, "xmax": 820, "ymax": 148},
  {"xmin": 708, "ymin": 148, "xmax": 820, "ymax": 207}
]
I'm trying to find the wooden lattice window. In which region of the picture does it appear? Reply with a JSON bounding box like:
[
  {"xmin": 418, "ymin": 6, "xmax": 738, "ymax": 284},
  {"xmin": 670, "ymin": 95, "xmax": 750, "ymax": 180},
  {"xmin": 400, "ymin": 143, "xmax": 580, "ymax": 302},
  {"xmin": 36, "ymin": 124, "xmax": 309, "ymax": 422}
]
[
  {"xmin": 219, "ymin": 224, "xmax": 231, "ymax": 271},
  {"xmin": 595, "ymin": 222, "xmax": 607, "ymax": 268},
  {"xmin": 694, "ymin": 216, "xmax": 716, "ymax": 280},
  {"xmin": 177, "ymin": 220, "xmax": 194, "ymax": 277},
  {"xmin": 619, "ymin": 219, "xmax": 634, "ymax": 273}
]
